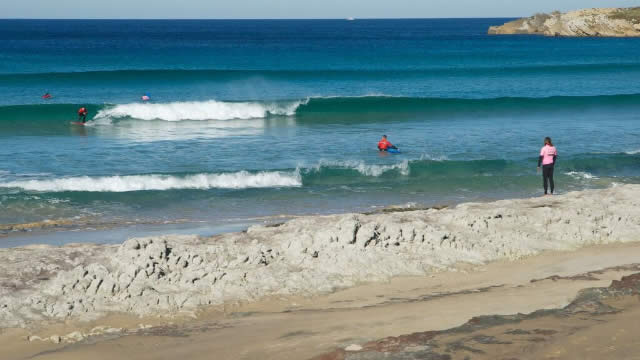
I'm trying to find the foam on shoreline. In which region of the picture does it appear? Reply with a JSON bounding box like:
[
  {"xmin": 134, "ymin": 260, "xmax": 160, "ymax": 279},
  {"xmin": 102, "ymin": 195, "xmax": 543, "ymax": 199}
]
[{"xmin": 1, "ymin": 184, "xmax": 640, "ymax": 328}]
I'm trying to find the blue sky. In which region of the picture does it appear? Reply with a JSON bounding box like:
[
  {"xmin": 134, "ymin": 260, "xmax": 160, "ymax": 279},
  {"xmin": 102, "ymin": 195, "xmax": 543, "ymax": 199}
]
[{"xmin": 5, "ymin": 0, "xmax": 639, "ymax": 19}]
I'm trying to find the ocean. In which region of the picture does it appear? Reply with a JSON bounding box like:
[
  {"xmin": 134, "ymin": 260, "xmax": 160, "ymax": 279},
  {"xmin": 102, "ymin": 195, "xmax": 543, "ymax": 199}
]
[{"xmin": 2, "ymin": 18, "xmax": 640, "ymax": 246}]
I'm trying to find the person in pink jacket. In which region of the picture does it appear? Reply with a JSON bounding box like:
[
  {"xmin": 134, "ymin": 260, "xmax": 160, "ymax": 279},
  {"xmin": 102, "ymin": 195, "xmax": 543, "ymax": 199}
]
[{"xmin": 537, "ymin": 137, "xmax": 558, "ymax": 195}]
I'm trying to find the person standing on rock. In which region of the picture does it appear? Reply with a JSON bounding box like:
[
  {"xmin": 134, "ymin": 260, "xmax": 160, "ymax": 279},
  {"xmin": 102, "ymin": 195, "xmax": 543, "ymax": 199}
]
[{"xmin": 537, "ymin": 137, "xmax": 558, "ymax": 196}]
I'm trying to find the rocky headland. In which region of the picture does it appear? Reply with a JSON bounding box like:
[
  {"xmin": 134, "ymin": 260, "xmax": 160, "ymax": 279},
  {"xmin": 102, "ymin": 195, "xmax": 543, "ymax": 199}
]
[{"xmin": 489, "ymin": 7, "xmax": 640, "ymax": 37}]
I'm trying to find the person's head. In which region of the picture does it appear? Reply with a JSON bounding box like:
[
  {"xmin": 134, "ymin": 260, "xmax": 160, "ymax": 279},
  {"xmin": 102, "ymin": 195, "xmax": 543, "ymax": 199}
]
[
  {"xmin": 382, "ymin": 135, "xmax": 387, "ymax": 140},
  {"xmin": 544, "ymin": 137, "xmax": 553, "ymax": 146}
]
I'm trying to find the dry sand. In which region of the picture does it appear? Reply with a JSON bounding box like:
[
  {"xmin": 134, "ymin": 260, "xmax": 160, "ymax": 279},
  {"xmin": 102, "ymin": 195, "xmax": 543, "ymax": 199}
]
[{"xmin": 3, "ymin": 240, "xmax": 640, "ymax": 360}]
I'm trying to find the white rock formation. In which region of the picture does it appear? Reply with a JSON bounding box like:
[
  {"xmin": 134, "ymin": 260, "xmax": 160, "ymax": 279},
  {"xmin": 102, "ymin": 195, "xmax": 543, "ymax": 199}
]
[
  {"xmin": 489, "ymin": 8, "xmax": 640, "ymax": 37},
  {"xmin": 2, "ymin": 185, "xmax": 640, "ymax": 327}
]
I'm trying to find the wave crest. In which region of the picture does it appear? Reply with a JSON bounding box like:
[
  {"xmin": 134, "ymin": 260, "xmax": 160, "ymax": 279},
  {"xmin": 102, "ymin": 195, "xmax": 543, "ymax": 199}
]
[
  {"xmin": 308, "ymin": 160, "xmax": 410, "ymax": 177},
  {"xmin": 94, "ymin": 99, "xmax": 306, "ymax": 122},
  {"xmin": 0, "ymin": 171, "xmax": 302, "ymax": 192},
  {"xmin": 565, "ymin": 171, "xmax": 598, "ymax": 180}
]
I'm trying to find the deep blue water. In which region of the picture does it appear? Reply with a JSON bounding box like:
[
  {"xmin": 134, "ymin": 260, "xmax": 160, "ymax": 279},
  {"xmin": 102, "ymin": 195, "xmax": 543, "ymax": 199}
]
[{"xmin": 1, "ymin": 19, "xmax": 640, "ymax": 244}]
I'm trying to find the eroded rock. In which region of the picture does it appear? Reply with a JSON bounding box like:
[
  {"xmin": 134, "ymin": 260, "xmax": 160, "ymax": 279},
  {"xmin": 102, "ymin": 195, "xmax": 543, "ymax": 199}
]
[{"xmin": 2, "ymin": 185, "xmax": 640, "ymax": 327}]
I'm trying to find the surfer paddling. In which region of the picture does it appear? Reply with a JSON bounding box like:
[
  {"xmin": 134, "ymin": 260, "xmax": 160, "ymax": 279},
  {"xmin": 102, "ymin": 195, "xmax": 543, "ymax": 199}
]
[{"xmin": 377, "ymin": 135, "xmax": 398, "ymax": 152}]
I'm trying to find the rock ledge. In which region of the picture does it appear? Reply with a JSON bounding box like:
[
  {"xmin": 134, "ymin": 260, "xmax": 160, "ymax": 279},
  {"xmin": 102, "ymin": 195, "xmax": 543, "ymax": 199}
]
[{"xmin": 489, "ymin": 7, "xmax": 640, "ymax": 37}]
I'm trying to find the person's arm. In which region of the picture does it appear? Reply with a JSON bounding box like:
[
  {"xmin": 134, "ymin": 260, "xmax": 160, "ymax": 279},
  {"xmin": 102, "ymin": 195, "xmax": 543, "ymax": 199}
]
[{"xmin": 538, "ymin": 147, "xmax": 545, "ymax": 167}]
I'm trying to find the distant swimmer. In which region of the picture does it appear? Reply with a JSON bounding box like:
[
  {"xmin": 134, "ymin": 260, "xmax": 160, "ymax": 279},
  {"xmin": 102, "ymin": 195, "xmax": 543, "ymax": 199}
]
[
  {"xmin": 141, "ymin": 94, "xmax": 150, "ymax": 101},
  {"xmin": 537, "ymin": 136, "xmax": 558, "ymax": 196},
  {"xmin": 77, "ymin": 107, "xmax": 88, "ymax": 123},
  {"xmin": 377, "ymin": 135, "xmax": 398, "ymax": 152},
  {"xmin": 42, "ymin": 92, "xmax": 52, "ymax": 99}
]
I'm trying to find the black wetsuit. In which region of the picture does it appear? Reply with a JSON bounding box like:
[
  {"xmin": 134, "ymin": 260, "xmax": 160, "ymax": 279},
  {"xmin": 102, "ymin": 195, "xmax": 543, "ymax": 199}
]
[{"xmin": 538, "ymin": 155, "xmax": 557, "ymax": 194}]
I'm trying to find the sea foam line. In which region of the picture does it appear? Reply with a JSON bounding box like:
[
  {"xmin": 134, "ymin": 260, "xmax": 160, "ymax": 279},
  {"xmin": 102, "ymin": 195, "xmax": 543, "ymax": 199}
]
[
  {"xmin": 565, "ymin": 171, "xmax": 599, "ymax": 180},
  {"xmin": 0, "ymin": 171, "xmax": 302, "ymax": 192},
  {"xmin": 94, "ymin": 99, "xmax": 307, "ymax": 122},
  {"xmin": 309, "ymin": 160, "xmax": 410, "ymax": 177}
]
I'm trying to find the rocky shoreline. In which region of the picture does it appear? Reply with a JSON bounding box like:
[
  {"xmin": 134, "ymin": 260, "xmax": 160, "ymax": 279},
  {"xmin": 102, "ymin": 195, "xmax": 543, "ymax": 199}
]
[
  {"xmin": 489, "ymin": 7, "xmax": 640, "ymax": 37},
  {"xmin": 2, "ymin": 185, "xmax": 640, "ymax": 330}
]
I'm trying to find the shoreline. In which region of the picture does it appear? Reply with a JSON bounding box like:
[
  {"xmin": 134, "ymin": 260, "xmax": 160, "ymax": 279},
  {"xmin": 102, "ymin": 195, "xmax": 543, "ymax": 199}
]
[
  {"xmin": 2, "ymin": 185, "xmax": 640, "ymax": 327},
  {"xmin": 0, "ymin": 180, "xmax": 612, "ymax": 247}
]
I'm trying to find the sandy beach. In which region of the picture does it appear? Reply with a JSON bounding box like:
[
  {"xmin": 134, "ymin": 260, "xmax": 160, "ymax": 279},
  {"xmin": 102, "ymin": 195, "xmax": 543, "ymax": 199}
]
[
  {"xmin": 4, "ymin": 9, "xmax": 640, "ymax": 360},
  {"xmin": 2, "ymin": 185, "xmax": 640, "ymax": 359}
]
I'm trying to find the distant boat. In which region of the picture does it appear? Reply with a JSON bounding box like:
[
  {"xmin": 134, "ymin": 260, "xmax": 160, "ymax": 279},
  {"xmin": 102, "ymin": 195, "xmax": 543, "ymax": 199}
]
[{"xmin": 346, "ymin": 17, "xmax": 355, "ymax": 21}]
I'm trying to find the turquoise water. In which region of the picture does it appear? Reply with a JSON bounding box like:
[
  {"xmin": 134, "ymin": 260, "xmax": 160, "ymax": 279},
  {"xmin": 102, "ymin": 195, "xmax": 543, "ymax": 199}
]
[{"xmin": 2, "ymin": 19, "xmax": 640, "ymax": 242}]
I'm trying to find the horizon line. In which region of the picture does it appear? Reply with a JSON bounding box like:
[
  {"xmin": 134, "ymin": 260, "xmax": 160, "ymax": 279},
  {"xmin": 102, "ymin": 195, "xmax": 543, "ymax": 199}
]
[{"xmin": 0, "ymin": 16, "xmax": 519, "ymax": 21}]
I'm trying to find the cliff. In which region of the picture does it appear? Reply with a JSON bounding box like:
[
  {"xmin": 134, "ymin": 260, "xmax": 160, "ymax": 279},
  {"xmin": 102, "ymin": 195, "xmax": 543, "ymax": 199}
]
[{"xmin": 489, "ymin": 7, "xmax": 640, "ymax": 37}]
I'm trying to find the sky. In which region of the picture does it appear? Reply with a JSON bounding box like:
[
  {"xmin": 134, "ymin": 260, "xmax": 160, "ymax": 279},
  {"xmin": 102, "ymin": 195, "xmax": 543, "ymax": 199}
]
[{"xmin": 3, "ymin": 0, "xmax": 640, "ymax": 19}]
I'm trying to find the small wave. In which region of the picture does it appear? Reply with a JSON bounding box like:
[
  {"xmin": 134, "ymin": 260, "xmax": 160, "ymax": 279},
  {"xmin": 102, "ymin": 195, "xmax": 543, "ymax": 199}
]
[
  {"xmin": 309, "ymin": 160, "xmax": 410, "ymax": 177},
  {"xmin": 565, "ymin": 171, "xmax": 599, "ymax": 180},
  {"xmin": 94, "ymin": 99, "xmax": 307, "ymax": 122},
  {"xmin": 625, "ymin": 149, "xmax": 640, "ymax": 155},
  {"xmin": 0, "ymin": 171, "xmax": 302, "ymax": 192},
  {"xmin": 419, "ymin": 153, "xmax": 449, "ymax": 162}
]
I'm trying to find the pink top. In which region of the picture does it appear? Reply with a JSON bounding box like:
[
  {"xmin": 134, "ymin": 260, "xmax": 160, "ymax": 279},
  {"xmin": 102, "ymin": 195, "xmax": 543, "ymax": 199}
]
[{"xmin": 540, "ymin": 145, "xmax": 557, "ymax": 166}]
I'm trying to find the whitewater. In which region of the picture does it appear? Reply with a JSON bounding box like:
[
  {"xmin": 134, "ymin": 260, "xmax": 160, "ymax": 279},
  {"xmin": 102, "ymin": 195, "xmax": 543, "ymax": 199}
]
[
  {"xmin": 0, "ymin": 161, "xmax": 415, "ymax": 192},
  {"xmin": 93, "ymin": 99, "xmax": 306, "ymax": 122},
  {"xmin": 0, "ymin": 171, "xmax": 303, "ymax": 192}
]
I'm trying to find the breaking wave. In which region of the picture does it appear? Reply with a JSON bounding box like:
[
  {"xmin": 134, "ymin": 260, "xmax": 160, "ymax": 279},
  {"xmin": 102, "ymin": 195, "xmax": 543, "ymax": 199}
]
[
  {"xmin": 94, "ymin": 99, "xmax": 306, "ymax": 122},
  {"xmin": 0, "ymin": 171, "xmax": 302, "ymax": 192},
  {"xmin": 307, "ymin": 160, "xmax": 410, "ymax": 177},
  {"xmin": 2, "ymin": 152, "xmax": 639, "ymax": 194},
  {"xmin": 4, "ymin": 94, "xmax": 640, "ymax": 131}
]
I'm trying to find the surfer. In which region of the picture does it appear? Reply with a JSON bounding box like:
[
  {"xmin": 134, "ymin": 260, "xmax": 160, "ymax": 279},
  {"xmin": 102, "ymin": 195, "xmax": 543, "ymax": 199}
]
[
  {"xmin": 377, "ymin": 135, "xmax": 398, "ymax": 152},
  {"xmin": 77, "ymin": 107, "xmax": 88, "ymax": 123},
  {"xmin": 141, "ymin": 94, "xmax": 150, "ymax": 101},
  {"xmin": 537, "ymin": 137, "xmax": 558, "ymax": 195},
  {"xmin": 42, "ymin": 92, "xmax": 52, "ymax": 100}
]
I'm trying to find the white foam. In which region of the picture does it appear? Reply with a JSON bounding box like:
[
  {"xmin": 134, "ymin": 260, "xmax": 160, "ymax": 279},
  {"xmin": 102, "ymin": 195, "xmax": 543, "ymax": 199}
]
[
  {"xmin": 626, "ymin": 149, "xmax": 640, "ymax": 155},
  {"xmin": 311, "ymin": 160, "xmax": 410, "ymax": 176},
  {"xmin": 0, "ymin": 171, "xmax": 302, "ymax": 192},
  {"xmin": 419, "ymin": 153, "xmax": 449, "ymax": 161},
  {"xmin": 565, "ymin": 171, "xmax": 598, "ymax": 180},
  {"xmin": 94, "ymin": 99, "xmax": 306, "ymax": 122}
]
